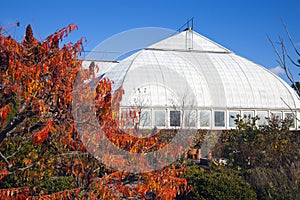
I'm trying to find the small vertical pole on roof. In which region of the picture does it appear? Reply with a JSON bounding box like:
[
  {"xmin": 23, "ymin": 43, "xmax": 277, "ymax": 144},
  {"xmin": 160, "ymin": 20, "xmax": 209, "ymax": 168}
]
[
  {"xmin": 191, "ymin": 17, "xmax": 194, "ymax": 30},
  {"xmin": 191, "ymin": 17, "xmax": 194, "ymax": 50},
  {"xmin": 185, "ymin": 19, "xmax": 188, "ymax": 50}
]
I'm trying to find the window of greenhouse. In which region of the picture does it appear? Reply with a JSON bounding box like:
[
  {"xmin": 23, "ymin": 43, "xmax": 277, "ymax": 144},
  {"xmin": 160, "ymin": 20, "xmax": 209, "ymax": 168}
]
[
  {"xmin": 121, "ymin": 109, "xmax": 135, "ymax": 128},
  {"xmin": 184, "ymin": 110, "xmax": 196, "ymax": 127},
  {"xmin": 154, "ymin": 110, "xmax": 165, "ymax": 127},
  {"xmin": 139, "ymin": 109, "xmax": 151, "ymax": 128},
  {"xmin": 229, "ymin": 111, "xmax": 239, "ymax": 128},
  {"xmin": 170, "ymin": 110, "xmax": 181, "ymax": 127},
  {"xmin": 243, "ymin": 111, "xmax": 254, "ymax": 119},
  {"xmin": 257, "ymin": 111, "xmax": 268, "ymax": 126},
  {"xmin": 214, "ymin": 111, "xmax": 225, "ymax": 127},
  {"xmin": 242, "ymin": 111, "xmax": 254, "ymax": 123},
  {"xmin": 200, "ymin": 111, "xmax": 211, "ymax": 128},
  {"xmin": 270, "ymin": 112, "xmax": 282, "ymax": 126},
  {"xmin": 270, "ymin": 112, "xmax": 282, "ymax": 120},
  {"xmin": 284, "ymin": 112, "xmax": 295, "ymax": 128}
]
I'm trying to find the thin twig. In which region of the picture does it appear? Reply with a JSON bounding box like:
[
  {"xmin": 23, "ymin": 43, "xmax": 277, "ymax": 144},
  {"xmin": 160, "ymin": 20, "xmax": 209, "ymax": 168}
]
[
  {"xmin": 8, "ymin": 163, "xmax": 35, "ymax": 175},
  {"xmin": 267, "ymin": 34, "xmax": 300, "ymax": 96},
  {"xmin": 6, "ymin": 145, "xmax": 22, "ymax": 159},
  {"xmin": 0, "ymin": 151, "xmax": 12, "ymax": 168},
  {"xmin": 282, "ymin": 19, "xmax": 300, "ymax": 57}
]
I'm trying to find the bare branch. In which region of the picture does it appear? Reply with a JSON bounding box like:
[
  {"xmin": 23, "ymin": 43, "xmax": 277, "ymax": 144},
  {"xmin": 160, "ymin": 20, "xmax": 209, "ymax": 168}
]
[
  {"xmin": 8, "ymin": 163, "xmax": 35, "ymax": 175},
  {"xmin": 281, "ymin": 97, "xmax": 300, "ymax": 124},
  {"xmin": 6, "ymin": 145, "xmax": 22, "ymax": 159},
  {"xmin": 267, "ymin": 35, "xmax": 285, "ymax": 67},
  {"xmin": 268, "ymin": 34, "xmax": 300, "ymax": 96},
  {"xmin": 0, "ymin": 151, "xmax": 12, "ymax": 168},
  {"xmin": 282, "ymin": 19, "xmax": 300, "ymax": 57},
  {"xmin": 286, "ymin": 53, "xmax": 300, "ymax": 67}
]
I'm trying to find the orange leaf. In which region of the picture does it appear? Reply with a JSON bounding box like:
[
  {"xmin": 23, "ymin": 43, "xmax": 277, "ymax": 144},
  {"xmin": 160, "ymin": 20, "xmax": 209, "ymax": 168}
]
[
  {"xmin": 0, "ymin": 169, "xmax": 8, "ymax": 181},
  {"xmin": 0, "ymin": 104, "xmax": 10, "ymax": 120},
  {"xmin": 23, "ymin": 158, "xmax": 32, "ymax": 166},
  {"xmin": 33, "ymin": 118, "xmax": 53, "ymax": 144}
]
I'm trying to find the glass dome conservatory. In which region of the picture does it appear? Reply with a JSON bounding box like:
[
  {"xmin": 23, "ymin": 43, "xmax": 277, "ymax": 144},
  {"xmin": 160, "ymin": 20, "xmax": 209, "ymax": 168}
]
[{"xmin": 85, "ymin": 28, "xmax": 300, "ymax": 130}]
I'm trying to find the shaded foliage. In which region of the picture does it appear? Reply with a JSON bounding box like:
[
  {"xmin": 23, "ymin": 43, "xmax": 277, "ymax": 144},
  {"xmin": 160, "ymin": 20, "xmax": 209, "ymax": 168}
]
[
  {"xmin": 177, "ymin": 165, "xmax": 257, "ymax": 200},
  {"xmin": 215, "ymin": 115, "xmax": 300, "ymax": 199}
]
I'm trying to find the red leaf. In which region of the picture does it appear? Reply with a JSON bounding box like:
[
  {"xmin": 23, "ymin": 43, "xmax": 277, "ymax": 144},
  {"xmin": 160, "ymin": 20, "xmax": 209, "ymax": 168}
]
[
  {"xmin": 0, "ymin": 169, "xmax": 8, "ymax": 181},
  {"xmin": 33, "ymin": 119, "xmax": 53, "ymax": 144},
  {"xmin": 0, "ymin": 104, "xmax": 10, "ymax": 120},
  {"xmin": 2, "ymin": 112, "xmax": 7, "ymax": 121},
  {"xmin": 69, "ymin": 24, "xmax": 78, "ymax": 33}
]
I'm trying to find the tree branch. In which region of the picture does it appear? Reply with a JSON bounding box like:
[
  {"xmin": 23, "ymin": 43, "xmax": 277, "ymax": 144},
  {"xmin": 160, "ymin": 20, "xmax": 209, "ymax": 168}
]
[
  {"xmin": 0, "ymin": 151, "xmax": 12, "ymax": 168},
  {"xmin": 8, "ymin": 163, "xmax": 35, "ymax": 175},
  {"xmin": 267, "ymin": 34, "xmax": 300, "ymax": 96},
  {"xmin": 282, "ymin": 19, "xmax": 300, "ymax": 57}
]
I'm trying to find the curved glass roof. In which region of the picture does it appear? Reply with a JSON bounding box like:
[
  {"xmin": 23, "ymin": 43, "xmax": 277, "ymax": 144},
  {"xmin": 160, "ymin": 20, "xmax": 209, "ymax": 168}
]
[{"xmin": 101, "ymin": 29, "xmax": 300, "ymax": 111}]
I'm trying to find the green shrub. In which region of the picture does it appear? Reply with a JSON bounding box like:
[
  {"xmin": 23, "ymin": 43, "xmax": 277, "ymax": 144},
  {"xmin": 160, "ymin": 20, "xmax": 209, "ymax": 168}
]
[{"xmin": 177, "ymin": 165, "xmax": 257, "ymax": 200}]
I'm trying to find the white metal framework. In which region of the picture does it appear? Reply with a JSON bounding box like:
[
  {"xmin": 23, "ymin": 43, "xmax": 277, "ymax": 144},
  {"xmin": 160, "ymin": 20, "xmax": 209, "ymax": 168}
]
[{"xmin": 85, "ymin": 29, "xmax": 300, "ymax": 130}]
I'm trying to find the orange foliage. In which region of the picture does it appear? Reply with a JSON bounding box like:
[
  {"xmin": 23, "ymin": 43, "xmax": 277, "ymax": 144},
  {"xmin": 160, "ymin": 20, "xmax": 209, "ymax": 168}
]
[
  {"xmin": 95, "ymin": 79, "xmax": 169, "ymax": 154},
  {"xmin": 0, "ymin": 23, "xmax": 189, "ymax": 199},
  {"xmin": 0, "ymin": 187, "xmax": 30, "ymax": 200},
  {"xmin": 33, "ymin": 118, "xmax": 53, "ymax": 144},
  {"xmin": 27, "ymin": 188, "xmax": 80, "ymax": 200},
  {"xmin": 0, "ymin": 169, "xmax": 8, "ymax": 181},
  {"xmin": 0, "ymin": 104, "xmax": 10, "ymax": 121}
]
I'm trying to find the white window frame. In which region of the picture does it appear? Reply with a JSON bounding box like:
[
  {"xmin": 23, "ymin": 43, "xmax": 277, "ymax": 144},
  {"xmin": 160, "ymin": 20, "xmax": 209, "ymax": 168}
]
[{"xmin": 297, "ymin": 112, "xmax": 300, "ymax": 130}]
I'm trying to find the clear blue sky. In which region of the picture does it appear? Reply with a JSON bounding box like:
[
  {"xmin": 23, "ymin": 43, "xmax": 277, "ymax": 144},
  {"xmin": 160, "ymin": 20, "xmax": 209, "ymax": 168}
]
[{"xmin": 1, "ymin": 0, "xmax": 300, "ymax": 83}]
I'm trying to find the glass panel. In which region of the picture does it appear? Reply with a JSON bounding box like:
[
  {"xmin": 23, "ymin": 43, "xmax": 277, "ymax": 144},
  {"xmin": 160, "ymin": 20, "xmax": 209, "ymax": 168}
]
[
  {"xmin": 257, "ymin": 111, "xmax": 268, "ymax": 126},
  {"xmin": 243, "ymin": 111, "xmax": 254, "ymax": 119},
  {"xmin": 284, "ymin": 112, "xmax": 295, "ymax": 128},
  {"xmin": 170, "ymin": 110, "xmax": 181, "ymax": 127},
  {"xmin": 270, "ymin": 112, "xmax": 282, "ymax": 121},
  {"xmin": 242, "ymin": 111, "xmax": 254, "ymax": 123},
  {"xmin": 200, "ymin": 111, "xmax": 211, "ymax": 127},
  {"xmin": 229, "ymin": 111, "xmax": 239, "ymax": 127},
  {"xmin": 154, "ymin": 110, "xmax": 165, "ymax": 127},
  {"xmin": 139, "ymin": 109, "xmax": 151, "ymax": 128},
  {"xmin": 214, "ymin": 111, "xmax": 225, "ymax": 127},
  {"xmin": 184, "ymin": 110, "xmax": 196, "ymax": 127},
  {"xmin": 121, "ymin": 109, "xmax": 134, "ymax": 127},
  {"xmin": 271, "ymin": 112, "xmax": 282, "ymax": 119},
  {"xmin": 270, "ymin": 112, "xmax": 282, "ymax": 126}
]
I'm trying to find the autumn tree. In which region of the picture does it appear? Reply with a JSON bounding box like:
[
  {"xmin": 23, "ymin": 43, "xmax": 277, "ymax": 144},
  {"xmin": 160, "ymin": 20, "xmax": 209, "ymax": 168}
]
[
  {"xmin": 0, "ymin": 24, "xmax": 189, "ymax": 199},
  {"xmin": 0, "ymin": 22, "xmax": 89, "ymax": 199}
]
